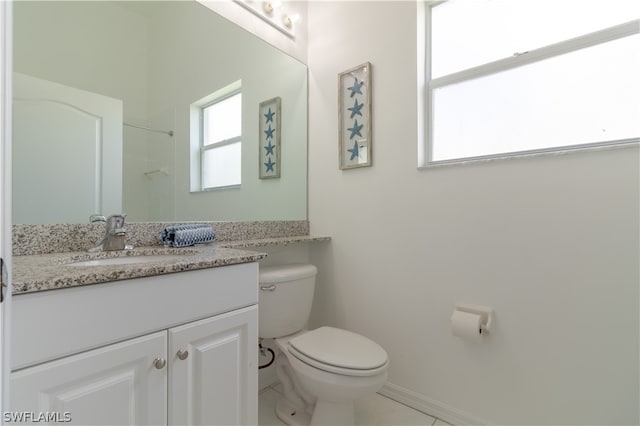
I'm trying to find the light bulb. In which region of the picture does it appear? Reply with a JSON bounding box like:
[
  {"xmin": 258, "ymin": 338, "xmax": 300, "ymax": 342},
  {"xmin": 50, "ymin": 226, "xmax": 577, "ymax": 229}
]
[
  {"xmin": 283, "ymin": 12, "xmax": 299, "ymax": 28},
  {"xmin": 262, "ymin": 1, "xmax": 274, "ymax": 14}
]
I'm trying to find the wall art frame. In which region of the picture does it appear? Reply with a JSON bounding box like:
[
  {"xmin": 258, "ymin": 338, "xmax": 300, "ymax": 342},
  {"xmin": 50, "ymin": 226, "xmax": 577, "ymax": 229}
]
[
  {"xmin": 339, "ymin": 62, "xmax": 371, "ymax": 170},
  {"xmin": 259, "ymin": 96, "xmax": 281, "ymax": 179}
]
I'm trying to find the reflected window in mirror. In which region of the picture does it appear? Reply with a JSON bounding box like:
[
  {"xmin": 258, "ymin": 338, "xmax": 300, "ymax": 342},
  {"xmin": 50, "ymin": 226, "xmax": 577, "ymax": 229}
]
[
  {"xmin": 191, "ymin": 81, "xmax": 242, "ymax": 191},
  {"xmin": 202, "ymin": 92, "xmax": 242, "ymax": 189}
]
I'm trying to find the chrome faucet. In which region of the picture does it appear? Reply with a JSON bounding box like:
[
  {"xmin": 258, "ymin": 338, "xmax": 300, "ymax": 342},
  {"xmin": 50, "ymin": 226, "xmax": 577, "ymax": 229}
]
[{"xmin": 89, "ymin": 214, "xmax": 128, "ymax": 252}]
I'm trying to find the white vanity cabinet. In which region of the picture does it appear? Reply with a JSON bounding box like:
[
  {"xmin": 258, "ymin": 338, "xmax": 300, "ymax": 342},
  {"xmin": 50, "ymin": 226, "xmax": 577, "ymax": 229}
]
[
  {"xmin": 10, "ymin": 262, "xmax": 259, "ymax": 425},
  {"xmin": 169, "ymin": 306, "xmax": 257, "ymax": 425},
  {"xmin": 11, "ymin": 331, "xmax": 168, "ymax": 425}
]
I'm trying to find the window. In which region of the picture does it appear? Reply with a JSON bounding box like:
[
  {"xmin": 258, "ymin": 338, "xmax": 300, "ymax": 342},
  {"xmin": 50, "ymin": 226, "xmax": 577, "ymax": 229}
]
[
  {"xmin": 190, "ymin": 82, "xmax": 242, "ymax": 191},
  {"xmin": 421, "ymin": 0, "xmax": 640, "ymax": 166},
  {"xmin": 201, "ymin": 92, "xmax": 242, "ymax": 189}
]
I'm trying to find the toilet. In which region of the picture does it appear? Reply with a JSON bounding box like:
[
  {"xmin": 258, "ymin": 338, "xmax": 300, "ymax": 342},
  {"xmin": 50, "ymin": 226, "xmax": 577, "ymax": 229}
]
[{"xmin": 259, "ymin": 264, "xmax": 389, "ymax": 426}]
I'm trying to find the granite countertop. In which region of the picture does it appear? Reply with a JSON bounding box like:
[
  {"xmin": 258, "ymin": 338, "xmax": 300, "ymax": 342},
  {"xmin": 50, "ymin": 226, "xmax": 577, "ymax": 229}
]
[
  {"xmin": 217, "ymin": 235, "xmax": 330, "ymax": 249},
  {"xmin": 12, "ymin": 235, "xmax": 331, "ymax": 295}
]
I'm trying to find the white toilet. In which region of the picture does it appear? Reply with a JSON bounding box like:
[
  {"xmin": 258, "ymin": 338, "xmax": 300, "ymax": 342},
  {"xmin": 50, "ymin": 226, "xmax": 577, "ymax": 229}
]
[{"xmin": 259, "ymin": 264, "xmax": 389, "ymax": 426}]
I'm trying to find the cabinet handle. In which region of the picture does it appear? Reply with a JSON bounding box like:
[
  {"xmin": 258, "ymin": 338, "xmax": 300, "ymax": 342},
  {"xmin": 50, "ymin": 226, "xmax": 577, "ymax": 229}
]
[
  {"xmin": 177, "ymin": 349, "xmax": 189, "ymax": 360},
  {"xmin": 260, "ymin": 285, "xmax": 276, "ymax": 292},
  {"xmin": 153, "ymin": 357, "xmax": 167, "ymax": 369}
]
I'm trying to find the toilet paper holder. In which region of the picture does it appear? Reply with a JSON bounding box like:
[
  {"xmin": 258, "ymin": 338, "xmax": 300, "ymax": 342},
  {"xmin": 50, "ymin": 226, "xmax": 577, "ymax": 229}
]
[{"xmin": 454, "ymin": 303, "xmax": 494, "ymax": 334}]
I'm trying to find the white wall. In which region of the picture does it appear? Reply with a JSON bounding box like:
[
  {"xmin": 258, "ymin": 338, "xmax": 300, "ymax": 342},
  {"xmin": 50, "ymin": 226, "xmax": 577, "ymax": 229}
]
[{"xmin": 306, "ymin": 2, "xmax": 639, "ymax": 425}]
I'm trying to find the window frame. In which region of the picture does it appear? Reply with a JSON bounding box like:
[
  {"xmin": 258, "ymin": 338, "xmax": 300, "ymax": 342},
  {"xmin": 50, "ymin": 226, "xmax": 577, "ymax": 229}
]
[
  {"xmin": 199, "ymin": 90, "xmax": 242, "ymax": 191},
  {"xmin": 419, "ymin": 1, "xmax": 640, "ymax": 167}
]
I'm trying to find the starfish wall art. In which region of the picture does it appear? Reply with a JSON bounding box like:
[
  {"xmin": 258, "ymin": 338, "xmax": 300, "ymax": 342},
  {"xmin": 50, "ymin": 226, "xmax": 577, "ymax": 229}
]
[
  {"xmin": 338, "ymin": 62, "xmax": 372, "ymax": 169},
  {"xmin": 258, "ymin": 97, "xmax": 281, "ymax": 179}
]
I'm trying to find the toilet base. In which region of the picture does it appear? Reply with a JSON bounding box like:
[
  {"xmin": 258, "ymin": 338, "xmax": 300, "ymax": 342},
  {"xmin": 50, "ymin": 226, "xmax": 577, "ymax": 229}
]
[{"xmin": 276, "ymin": 396, "xmax": 312, "ymax": 426}]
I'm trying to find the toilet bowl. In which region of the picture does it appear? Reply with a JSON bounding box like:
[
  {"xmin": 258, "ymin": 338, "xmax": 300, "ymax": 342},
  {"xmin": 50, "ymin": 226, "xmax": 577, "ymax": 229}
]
[{"xmin": 259, "ymin": 264, "xmax": 389, "ymax": 426}]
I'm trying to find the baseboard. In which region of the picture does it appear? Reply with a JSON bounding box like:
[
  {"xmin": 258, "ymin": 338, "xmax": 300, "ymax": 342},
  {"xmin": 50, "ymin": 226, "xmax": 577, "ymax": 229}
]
[{"xmin": 379, "ymin": 382, "xmax": 490, "ymax": 426}]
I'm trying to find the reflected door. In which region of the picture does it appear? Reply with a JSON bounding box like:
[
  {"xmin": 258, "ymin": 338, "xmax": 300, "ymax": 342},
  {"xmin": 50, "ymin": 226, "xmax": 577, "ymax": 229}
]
[{"xmin": 13, "ymin": 73, "xmax": 122, "ymax": 223}]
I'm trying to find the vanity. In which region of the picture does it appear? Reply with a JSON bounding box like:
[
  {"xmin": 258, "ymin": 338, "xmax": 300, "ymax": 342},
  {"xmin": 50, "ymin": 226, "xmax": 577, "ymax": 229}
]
[{"xmin": 11, "ymin": 247, "xmax": 264, "ymax": 425}]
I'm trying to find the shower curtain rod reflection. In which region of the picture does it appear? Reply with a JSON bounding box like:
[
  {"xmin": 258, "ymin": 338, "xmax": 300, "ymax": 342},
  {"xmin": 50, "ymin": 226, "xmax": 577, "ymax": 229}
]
[{"xmin": 124, "ymin": 122, "xmax": 174, "ymax": 137}]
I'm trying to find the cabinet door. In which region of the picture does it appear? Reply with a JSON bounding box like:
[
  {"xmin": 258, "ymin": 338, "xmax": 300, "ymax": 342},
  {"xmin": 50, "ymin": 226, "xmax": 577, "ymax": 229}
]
[
  {"xmin": 11, "ymin": 332, "xmax": 167, "ymax": 425},
  {"xmin": 169, "ymin": 305, "xmax": 258, "ymax": 426}
]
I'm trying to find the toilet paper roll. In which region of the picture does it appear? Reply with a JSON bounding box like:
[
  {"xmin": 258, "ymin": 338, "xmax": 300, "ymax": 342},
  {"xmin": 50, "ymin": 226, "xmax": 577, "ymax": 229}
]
[{"xmin": 451, "ymin": 310, "xmax": 483, "ymax": 343}]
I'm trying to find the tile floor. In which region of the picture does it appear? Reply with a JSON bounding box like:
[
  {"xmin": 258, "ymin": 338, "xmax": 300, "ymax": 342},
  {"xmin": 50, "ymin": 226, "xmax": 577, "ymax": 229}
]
[{"xmin": 259, "ymin": 383, "xmax": 454, "ymax": 426}]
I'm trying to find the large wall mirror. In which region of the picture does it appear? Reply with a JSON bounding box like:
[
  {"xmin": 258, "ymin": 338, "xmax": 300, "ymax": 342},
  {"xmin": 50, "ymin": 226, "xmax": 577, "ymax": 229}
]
[{"xmin": 12, "ymin": 0, "xmax": 308, "ymax": 224}]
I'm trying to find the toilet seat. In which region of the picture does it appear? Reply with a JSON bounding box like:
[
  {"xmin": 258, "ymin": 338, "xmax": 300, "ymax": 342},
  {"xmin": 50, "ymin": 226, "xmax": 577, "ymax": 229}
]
[{"xmin": 287, "ymin": 327, "xmax": 388, "ymax": 377}]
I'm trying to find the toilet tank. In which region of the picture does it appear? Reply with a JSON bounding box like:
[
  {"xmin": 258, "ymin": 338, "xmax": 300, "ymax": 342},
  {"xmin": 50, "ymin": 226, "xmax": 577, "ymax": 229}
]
[{"xmin": 258, "ymin": 264, "xmax": 318, "ymax": 338}]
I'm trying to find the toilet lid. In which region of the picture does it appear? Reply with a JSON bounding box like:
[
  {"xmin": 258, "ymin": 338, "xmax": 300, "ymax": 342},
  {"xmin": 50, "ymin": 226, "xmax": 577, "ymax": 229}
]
[{"xmin": 288, "ymin": 327, "xmax": 388, "ymax": 373}]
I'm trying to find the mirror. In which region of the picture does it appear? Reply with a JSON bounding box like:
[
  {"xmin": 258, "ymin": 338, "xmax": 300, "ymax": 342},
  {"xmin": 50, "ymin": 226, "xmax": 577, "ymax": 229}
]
[{"xmin": 12, "ymin": 0, "xmax": 308, "ymax": 224}]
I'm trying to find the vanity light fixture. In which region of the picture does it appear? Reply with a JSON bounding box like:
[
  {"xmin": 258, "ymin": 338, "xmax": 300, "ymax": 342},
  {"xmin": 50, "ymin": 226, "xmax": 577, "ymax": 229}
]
[{"xmin": 234, "ymin": 0, "xmax": 297, "ymax": 39}]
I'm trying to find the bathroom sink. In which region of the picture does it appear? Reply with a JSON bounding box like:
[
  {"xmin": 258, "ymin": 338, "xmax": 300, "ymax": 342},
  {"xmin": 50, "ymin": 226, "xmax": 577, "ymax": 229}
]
[
  {"xmin": 67, "ymin": 255, "xmax": 188, "ymax": 267},
  {"xmin": 62, "ymin": 249, "xmax": 197, "ymax": 267}
]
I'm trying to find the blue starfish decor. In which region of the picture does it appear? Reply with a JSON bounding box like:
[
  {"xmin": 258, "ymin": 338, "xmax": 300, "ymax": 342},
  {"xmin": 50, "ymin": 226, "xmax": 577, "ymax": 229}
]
[
  {"xmin": 264, "ymin": 157, "xmax": 275, "ymax": 173},
  {"xmin": 347, "ymin": 78, "xmax": 364, "ymax": 98},
  {"xmin": 348, "ymin": 98, "xmax": 364, "ymax": 119},
  {"xmin": 264, "ymin": 125, "xmax": 275, "ymax": 140},
  {"xmin": 259, "ymin": 97, "xmax": 281, "ymax": 178},
  {"xmin": 347, "ymin": 119, "xmax": 363, "ymax": 140},
  {"xmin": 264, "ymin": 140, "xmax": 276, "ymax": 156},
  {"xmin": 340, "ymin": 63, "xmax": 371, "ymax": 169},
  {"xmin": 347, "ymin": 141, "xmax": 360, "ymax": 161},
  {"xmin": 264, "ymin": 107, "xmax": 275, "ymax": 123}
]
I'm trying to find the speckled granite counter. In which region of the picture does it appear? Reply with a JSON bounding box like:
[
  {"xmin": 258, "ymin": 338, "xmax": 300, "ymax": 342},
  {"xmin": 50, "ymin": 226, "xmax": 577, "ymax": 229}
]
[
  {"xmin": 13, "ymin": 220, "xmax": 312, "ymax": 256},
  {"xmin": 12, "ymin": 245, "xmax": 266, "ymax": 295},
  {"xmin": 217, "ymin": 235, "xmax": 330, "ymax": 249},
  {"xmin": 12, "ymin": 235, "xmax": 331, "ymax": 295}
]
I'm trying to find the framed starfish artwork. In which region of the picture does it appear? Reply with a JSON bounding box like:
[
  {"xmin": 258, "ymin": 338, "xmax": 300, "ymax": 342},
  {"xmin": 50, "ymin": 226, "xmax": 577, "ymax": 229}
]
[
  {"xmin": 339, "ymin": 62, "xmax": 371, "ymax": 169},
  {"xmin": 259, "ymin": 96, "xmax": 281, "ymax": 179}
]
